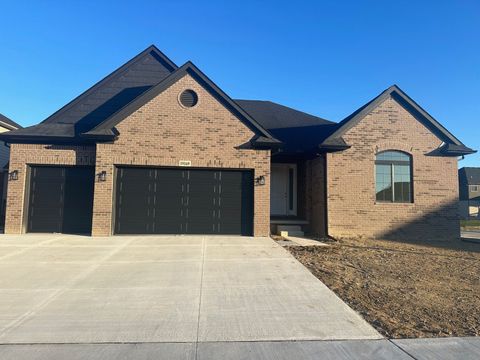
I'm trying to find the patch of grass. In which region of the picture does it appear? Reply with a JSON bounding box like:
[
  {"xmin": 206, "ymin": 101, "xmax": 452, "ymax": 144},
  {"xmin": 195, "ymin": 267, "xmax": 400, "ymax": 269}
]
[{"xmin": 461, "ymin": 219, "xmax": 480, "ymax": 227}]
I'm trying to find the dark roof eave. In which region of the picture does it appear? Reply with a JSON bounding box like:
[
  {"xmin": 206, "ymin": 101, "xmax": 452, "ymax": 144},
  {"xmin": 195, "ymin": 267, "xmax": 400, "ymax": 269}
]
[
  {"xmin": 79, "ymin": 134, "xmax": 117, "ymax": 141},
  {"xmin": 318, "ymin": 143, "xmax": 352, "ymax": 152},
  {"xmin": 440, "ymin": 148, "xmax": 477, "ymax": 157},
  {"xmin": 250, "ymin": 136, "xmax": 283, "ymax": 149},
  {"xmin": 438, "ymin": 143, "xmax": 477, "ymax": 157},
  {"xmin": 80, "ymin": 128, "xmax": 119, "ymax": 141},
  {"xmin": 0, "ymin": 135, "xmax": 95, "ymax": 145}
]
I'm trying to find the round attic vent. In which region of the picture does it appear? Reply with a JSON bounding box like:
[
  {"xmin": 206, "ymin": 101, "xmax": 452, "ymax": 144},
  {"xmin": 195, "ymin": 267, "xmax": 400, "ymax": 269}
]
[{"xmin": 179, "ymin": 89, "xmax": 198, "ymax": 108}]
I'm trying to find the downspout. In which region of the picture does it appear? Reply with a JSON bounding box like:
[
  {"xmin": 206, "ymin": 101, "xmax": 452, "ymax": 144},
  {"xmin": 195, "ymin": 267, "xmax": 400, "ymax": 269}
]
[{"xmin": 324, "ymin": 153, "xmax": 329, "ymax": 238}]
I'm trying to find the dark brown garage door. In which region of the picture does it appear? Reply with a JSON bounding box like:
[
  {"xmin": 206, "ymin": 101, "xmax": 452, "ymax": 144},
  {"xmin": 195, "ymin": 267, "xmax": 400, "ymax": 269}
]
[
  {"xmin": 27, "ymin": 166, "xmax": 95, "ymax": 234},
  {"xmin": 114, "ymin": 167, "xmax": 253, "ymax": 235}
]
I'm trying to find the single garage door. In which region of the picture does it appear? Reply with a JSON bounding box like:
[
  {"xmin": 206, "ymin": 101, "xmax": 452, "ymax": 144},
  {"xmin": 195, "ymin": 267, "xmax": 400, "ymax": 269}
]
[
  {"xmin": 27, "ymin": 166, "xmax": 95, "ymax": 234},
  {"xmin": 114, "ymin": 167, "xmax": 253, "ymax": 235}
]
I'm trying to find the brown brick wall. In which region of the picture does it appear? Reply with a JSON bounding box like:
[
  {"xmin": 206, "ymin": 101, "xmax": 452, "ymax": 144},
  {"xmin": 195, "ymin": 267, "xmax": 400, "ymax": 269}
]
[
  {"xmin": 91, "ymin": 74, "xmax": 271, "ymax": 236},
  {"xmin": 5, "ymin": 144, "xmax": 96, "ymax": 234},
  {"xmin": 305, "ymin": 156, "xmax": 326, "ymax": 236},
  {"xmin": 326, "ymin": 96, "xmax": 459, "ymax": 241}
]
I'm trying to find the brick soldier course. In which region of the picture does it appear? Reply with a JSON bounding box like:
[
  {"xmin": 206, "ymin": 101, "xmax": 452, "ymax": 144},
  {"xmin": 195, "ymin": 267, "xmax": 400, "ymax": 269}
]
[{"xmin": 0, "ymin": 45, "xmax": 475, "ymax": 240}]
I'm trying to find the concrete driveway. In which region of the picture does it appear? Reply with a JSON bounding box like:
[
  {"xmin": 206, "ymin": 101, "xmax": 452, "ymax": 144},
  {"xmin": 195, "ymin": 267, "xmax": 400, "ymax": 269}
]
[{"xmin": 0, "ymin": 234, "xmax": 379, "ymax": 344}]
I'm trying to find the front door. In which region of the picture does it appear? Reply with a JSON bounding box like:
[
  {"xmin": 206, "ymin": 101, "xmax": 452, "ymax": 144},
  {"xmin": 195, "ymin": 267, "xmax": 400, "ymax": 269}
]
[{"xmin": 270, "ymin": 164, "xmax": 297, "ymax": 216}]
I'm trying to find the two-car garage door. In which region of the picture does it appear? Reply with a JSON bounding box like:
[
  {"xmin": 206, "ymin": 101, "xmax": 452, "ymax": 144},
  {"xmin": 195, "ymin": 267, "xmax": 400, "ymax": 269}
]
[{"xmin": 114, "ymin": 167, "xmax": 254, "ymax": 235}]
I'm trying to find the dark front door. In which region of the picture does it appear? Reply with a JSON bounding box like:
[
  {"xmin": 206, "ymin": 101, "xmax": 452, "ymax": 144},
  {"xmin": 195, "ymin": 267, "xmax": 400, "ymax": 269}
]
[
  {"xmin": 114, "ymin": 167, "xmax": 253, "ymax": 235},
  {"xmin": 27, "ymin": 166, "xmax": 95, "ymax": 234}
]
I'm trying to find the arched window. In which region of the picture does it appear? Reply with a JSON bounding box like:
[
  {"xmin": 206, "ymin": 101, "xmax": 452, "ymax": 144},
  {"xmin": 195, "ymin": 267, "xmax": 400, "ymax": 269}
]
[{"xmin": 375, "ymin": 151, "xmax": 413, "ymax": 203}]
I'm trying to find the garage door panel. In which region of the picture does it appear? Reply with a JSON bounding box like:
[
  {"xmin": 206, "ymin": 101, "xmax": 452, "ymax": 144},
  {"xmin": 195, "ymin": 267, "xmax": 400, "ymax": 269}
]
[
  {"xmin": 152, "ymin": 169, "xmax": 184, "ymax": 234},
  {"xmin": 62, "ymin": 167, "xmax": 95, "ymax": 234},
  {"xmin": 28, "ymin": 167, "xmax": 63, "ymax": 233},
  {"xmin": 219, "ymin": 171, "xmax": 253, "ymax": 235},
  {"xmin": 186, "ymin": 170, "xmax": 216, "ymax": 234},
  {"xmin": 115, "ymin": 168, "xmax": 155, "ymax": 234}
]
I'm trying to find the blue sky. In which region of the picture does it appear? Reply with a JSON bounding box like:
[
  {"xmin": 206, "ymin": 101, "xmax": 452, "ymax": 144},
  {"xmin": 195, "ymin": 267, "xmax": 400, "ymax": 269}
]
[{"xmin": 1, "ymin": 0, "xmax": 479, "ymax": 167}]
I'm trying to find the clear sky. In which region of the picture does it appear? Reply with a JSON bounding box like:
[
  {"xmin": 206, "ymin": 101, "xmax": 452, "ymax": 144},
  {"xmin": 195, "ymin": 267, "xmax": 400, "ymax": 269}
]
[{"xmin": 1, "ymin": 0, "xmax": 478, "ymax": 167}]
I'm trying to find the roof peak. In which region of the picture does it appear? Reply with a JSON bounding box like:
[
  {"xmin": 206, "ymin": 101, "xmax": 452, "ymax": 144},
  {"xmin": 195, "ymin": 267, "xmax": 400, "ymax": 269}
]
[
  {"xmin": 320, "ymin": 85, "xmax": 476, "ymax": 156},
  {"xmin": 83, "ymin": 60, "xmax": 278, "ymax": 144},
  {"xmin": 41, "ymin": 45, "xmax": 178, "ymax": 126},
  {"xmin": 138, "ymin": 44, "xmax": 178, "ymax": 70}
]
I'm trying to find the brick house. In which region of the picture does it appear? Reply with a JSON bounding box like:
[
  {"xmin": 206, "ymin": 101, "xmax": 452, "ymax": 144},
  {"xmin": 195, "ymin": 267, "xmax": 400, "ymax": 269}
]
[
  {"xmin": 0, "ymin": 113, "xmax": 22, "ymax": 226},
  {"xmin": 0, "ymin": 46, "xmax": 475, "ymax": 240},
  {"xmin": 458, "ymin": 167, "xmax": 480, "ymax": 219}
]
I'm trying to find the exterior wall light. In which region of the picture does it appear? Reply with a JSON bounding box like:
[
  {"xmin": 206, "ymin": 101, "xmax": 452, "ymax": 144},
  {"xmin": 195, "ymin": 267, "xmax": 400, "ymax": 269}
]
[
  {"xmin": 255, "ymin": 175, "xmax": 266, "ymax": 186},
  {"xmin": 8, "ymin": 170, "xmax": 18, "ymax": 181},
  {"xmin": 97, "ymin": 171, "xmax": 107, "ymax": 182}
]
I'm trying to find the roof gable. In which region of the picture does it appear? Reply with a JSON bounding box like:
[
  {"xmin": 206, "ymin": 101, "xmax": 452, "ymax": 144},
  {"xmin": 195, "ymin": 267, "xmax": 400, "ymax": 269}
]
[
  {"xmin": 321, "ymin": 85, "xmax": 475, "ymax": 156},
  {"xmin": 83, "ymin": 62, "xmax": 279, "ymax": 144},
  {"xmin": 0, "ymin": 45, "xmax": 177, "ymax": 142},
  {"xmin": 43, "ymin": 45, "xmax": 177, "ymax": 129}
]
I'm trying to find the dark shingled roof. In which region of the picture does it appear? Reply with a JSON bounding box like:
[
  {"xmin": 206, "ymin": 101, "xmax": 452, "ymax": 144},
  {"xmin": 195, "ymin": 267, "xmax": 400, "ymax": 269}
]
[
  {"xmin": 268, "ymin": 124, "xmax": 339, "ymax": 154},
  {"xmin": 460, "ymin": 167, "xmax": 480, "ymax": 185},
  {"xmin": 0, "ymin": 45, "xmax": 177, "ymax": 142},
  {"xmin": 234, "ymin": 100, "xmax": 337, "ymax": 154},
  {"xmin": 0, "ymin": 113, "xmax": 22, "ymax": 130},
  {"xmin": 234, "ymin": 100, "xmax": 333, "ymax": 129}
]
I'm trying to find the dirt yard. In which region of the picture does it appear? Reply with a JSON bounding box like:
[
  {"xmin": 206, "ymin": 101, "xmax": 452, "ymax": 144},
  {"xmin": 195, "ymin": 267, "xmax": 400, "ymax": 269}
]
[{"xmin": 287, "ymin": 238, "xmax": 480, "ymax": 338}]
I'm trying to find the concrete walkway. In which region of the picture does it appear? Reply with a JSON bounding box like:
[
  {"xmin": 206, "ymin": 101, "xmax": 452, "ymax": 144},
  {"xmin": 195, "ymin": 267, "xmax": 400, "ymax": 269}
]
[
  {"xmin": 393, "ymin": 337, "xmax": 480, "ymax": 360},
  {"xmin": 0, "ymin": 234, "xmax": 378, "ymax": 345},
  {"xmin": 0, "ymin": 338, "xmax": 479, "ymax": 359},
  {"xmin": 462, "ymin": 230, "xmax": 480, "ymax": 242}
]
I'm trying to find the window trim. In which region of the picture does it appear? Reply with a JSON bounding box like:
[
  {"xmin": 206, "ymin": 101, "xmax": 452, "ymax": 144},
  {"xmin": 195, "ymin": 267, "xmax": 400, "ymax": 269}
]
[
  {"xmin": 375, "ymin": 150, "xmax": 414, "ymax": 204},
  {"xmin": 470, "ymin": 185, "xmax": 479, "ymax": 192}
]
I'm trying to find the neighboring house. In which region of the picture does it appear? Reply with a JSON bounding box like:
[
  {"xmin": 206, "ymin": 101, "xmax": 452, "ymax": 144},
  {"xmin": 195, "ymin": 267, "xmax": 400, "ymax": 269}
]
[
  {"xmin": 0, "ymin": 45, "xmax": 475, "ymax": 240},
  {"xmin": 0, "ymin": 114, "xmax": 22, "ymax": 227},
  {"xmin": 458, "ymin": 167, "xmax": 480, "ymax": 219}
]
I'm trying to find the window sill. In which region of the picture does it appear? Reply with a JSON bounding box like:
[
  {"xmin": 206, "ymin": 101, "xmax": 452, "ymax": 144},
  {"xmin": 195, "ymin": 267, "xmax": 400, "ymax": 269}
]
[{"xmin": 375, "ymin": 201, "xmax": 415, "ymax": 206}]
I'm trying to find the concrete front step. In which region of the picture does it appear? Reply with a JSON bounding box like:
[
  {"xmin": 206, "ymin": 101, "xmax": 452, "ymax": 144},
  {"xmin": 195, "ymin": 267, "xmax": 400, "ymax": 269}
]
[
  {"xmin": 277, "ymin": 225, "xmax": 304, "ymax": 237},
  {"xmin": 280, "ymin": 230, "xmax": 305, "ymax": 237}
]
